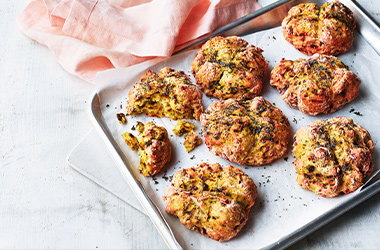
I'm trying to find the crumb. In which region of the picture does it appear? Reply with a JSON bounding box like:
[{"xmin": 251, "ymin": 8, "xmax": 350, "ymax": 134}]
[
  {"xmin": 116, "ymin": 113, "xmax": 127, "ymax": 124},
  {"xmin": 184, "ymin": 131, "xmax": 202, "ymax": 152},
  {"xmin": 121, "ymin": 132, "xmax": 139, "ymax": 151},
  {"xmin": 136, "ymin": 121, "xmax": 144, "ymax": 132},
  {"xmin": 284, "ymin": 157, "xmax": 288, "ymax": 161},
  {"xmin": 152, "ymin": 177, "xmax": 159, "ymax": 185},
  {"xmin": 173, "ymin": 120, "xmax": 196, "ymax": 136},
  {"xmin": 106, "ymin": 104, "xmax": 110, "ymax": 108}
]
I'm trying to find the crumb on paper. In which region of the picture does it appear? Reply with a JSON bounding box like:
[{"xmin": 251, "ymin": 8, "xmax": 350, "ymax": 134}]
[
  {"xmin": 173, "ymin": 120, "xmax": 196, "ymax": 136},
  {"xmin": 121, "ymin": 132, "xmax": 139, "ymax": 151},
  {"xmin": 136, "ymin": 121, "xmax": 145, "ymax": 133},
  {"xmin": 184, "ymin": 131, "xmax": 202, "ymax": 152},
  {"xmin": 116, "ymin": 113, "xmax": 127, "ymax": 124}
]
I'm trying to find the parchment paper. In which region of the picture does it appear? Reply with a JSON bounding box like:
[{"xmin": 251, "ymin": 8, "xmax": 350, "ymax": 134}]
[{"xmin": 94, "ymin": 26, "xmax": 380, "ymax": 249}]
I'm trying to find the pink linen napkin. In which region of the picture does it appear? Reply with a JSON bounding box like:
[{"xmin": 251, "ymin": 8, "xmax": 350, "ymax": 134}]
[{"xmin": 17, "ymin": 0, "xmax": 260, "ymax": 82}]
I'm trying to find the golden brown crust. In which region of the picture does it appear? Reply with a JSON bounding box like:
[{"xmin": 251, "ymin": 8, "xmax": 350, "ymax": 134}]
[
  {"xmin": 200, "ymin": 97, "xmax": 291, "ymax": 166},
  {"xmin": 270, "ymin": 54, "xmax": 360, "ymax": 116},
  {"xmin": 163, "ymin": 163, "xmax": 257, "ymax": 241},
  {"xmin": 126, "ymin": 67, "xmax": 204, "ymax": 120},
  {"xmin": 191, "ymin": 36, "xmax": 268, "ymax": 99},
  {"xmin": 122, "ymin": 122, "xmax": 172, "ymax": 177},
  {"xmin": 282, "ymin": 1, "xmax": 355, "ymax": 55},
  {"xmin": 293, "ymin": 117, "xmax": 374, "ymax": 197}
]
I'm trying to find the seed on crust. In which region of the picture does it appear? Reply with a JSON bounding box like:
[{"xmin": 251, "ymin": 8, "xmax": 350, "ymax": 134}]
[
  {"xmin": 200, "ymin": 97, "xmax": 291, "ymax": 166},
  {"xmin": 293, "ymin": 117, "xmax": 374, "ymax": 197},
  {"xmin": 191, "ymin": 36, "xmax": 268, "ymax": 99},
  {"xmin": 270, "ymin": 54, "xmax": 360, "ymax": 116},
  {"xmin": 126, "ymin": 67, "xmax": 204, "ymax": 120},
  {"xmin": 282, "ymin": 1, "xmax": 355, "ymax": 56},
  {"xmin": 163, "ymin": 163, "xmax": 257, "ymax": 241}
]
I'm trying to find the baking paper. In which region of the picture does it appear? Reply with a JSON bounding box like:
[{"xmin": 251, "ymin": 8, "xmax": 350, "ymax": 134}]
[{"xmin": 94, "ymin": 26, "xmax": 380, "ymax": 249}]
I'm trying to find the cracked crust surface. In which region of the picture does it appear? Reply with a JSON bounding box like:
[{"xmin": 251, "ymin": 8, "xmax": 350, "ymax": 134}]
[
  {"xmin": 163, "ymin": 163, "xmax": 257, "ymax": 241},
  {"xmin": 126, "ymin": 67, "xmax": 204, "ymax": 120},
  {"xmin": 270, "ymin": 54, "xmax": 360, "ymax": 116},
  {"xmin": 293, "ymin": 117, "xmax": 374, "ymax": 197},
  {"xmin": 200, "ymin": 97, "xmax": 291, "ymax": 166},
  {"xmin": 191, "ymin": 36, "xmax": 268, "ymax": 99},
  {"xmin": 282, "ymin": 1, "xmax": 355, "ymax": 56}
]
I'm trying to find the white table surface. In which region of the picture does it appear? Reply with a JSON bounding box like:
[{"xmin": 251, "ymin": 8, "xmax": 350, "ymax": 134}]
[{"xmin": 1, "ymin": 0, "xmax": 379, "ymax": 249}]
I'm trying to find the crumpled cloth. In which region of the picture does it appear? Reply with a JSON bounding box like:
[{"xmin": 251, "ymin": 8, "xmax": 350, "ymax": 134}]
[{"xmin": 17, "ymin": 0, "xmax": 260, "ymax": 82}]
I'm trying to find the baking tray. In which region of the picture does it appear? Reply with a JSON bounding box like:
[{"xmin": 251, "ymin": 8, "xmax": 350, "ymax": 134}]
[{"xmin": 89, "ymin": 0, "xmax": 380, "ymax": 249}]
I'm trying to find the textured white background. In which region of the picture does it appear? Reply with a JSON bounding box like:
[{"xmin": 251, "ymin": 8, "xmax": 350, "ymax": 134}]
[{"xmin": 0, "ymin": 0, "xmax": 379, "ymax": 249}]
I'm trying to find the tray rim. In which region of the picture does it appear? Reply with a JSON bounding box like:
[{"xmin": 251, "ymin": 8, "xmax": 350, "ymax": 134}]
[{"xmin": 89, "ymin": 0, "xmax": 380, "ymax": 249}]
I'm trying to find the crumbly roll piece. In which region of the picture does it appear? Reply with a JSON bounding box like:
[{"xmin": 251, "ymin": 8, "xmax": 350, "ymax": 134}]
[
  {"xmin": 126, "ymin": 67, "xmax": 204, "ymax": 120},
  {"xmin": 163, "ymin": 163, "xmax": 257, "ymax": 241},
  {"xmin": 122, "ymin": 132, "xmax": 139, "ymax": 151},
  {"xmin": 173, "ymin": 120, "xmax": 196, "ymax": 136},
  {"xmin": 117, "ymin": 113, "xmax": 127, "ymax": 124},
  {"xmin": 191, "ymin": 36, "xmax": 268, "ymax": 99},
  {"xmin": 282, "ymin": 1, "xmax": 355, "ymax": 55},
  {"xmin": 270, "ymin": 54, "xmax": 360, "ymax": 116},
  {"xmin": 200, "ymin": 97, "xmax": 291, "ymax": 166},
  {"xmin": 122, "ymin": 122, "xmax": 171, "ymax": 176},
  {"xmin": 183, "ymin": 131, "xmax": 202, "ymax": 152},
  {"xmin": 293, "ymin": 117, "xmax": 374, "ymax": 197}
]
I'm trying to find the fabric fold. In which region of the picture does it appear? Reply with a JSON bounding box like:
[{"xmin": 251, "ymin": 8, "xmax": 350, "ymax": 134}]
[{"xmin": 17, "ymin": 0, "xmax": 260, "ymax": 82}]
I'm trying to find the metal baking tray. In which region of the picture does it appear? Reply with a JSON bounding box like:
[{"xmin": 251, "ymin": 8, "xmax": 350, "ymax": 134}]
[{"xmin": 89, "ymin": 0, "xmax": 380, "ymax": 249}]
